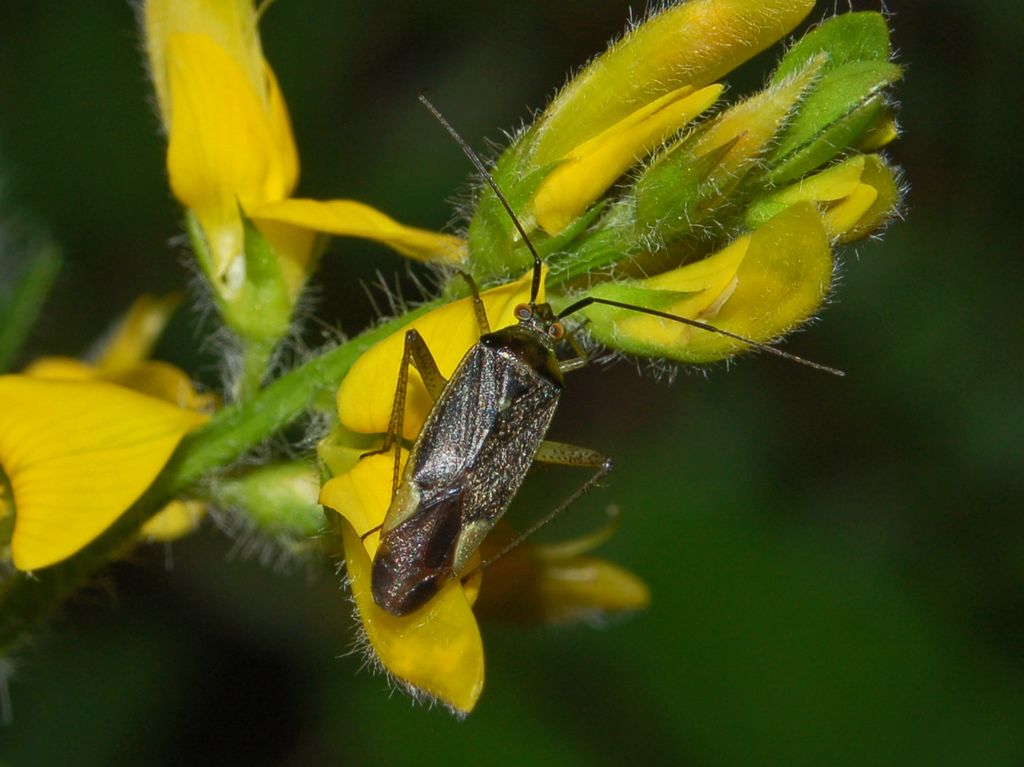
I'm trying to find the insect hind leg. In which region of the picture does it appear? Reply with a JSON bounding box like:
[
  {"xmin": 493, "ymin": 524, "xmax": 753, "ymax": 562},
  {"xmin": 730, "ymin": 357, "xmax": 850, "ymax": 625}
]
[{"xmin": 467, "ymin": 440, "xmax": 613, "ymax": 575}]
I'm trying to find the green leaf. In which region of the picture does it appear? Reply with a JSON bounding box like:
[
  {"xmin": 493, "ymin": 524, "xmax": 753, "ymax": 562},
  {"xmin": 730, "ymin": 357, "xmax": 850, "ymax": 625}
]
[{"xmin": 0, "ymin": 241, "xmax": 61, "ymax": 373}]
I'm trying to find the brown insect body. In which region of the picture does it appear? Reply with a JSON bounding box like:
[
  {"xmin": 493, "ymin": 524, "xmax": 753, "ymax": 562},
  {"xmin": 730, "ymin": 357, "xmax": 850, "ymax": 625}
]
[{"xmin": 371, "ymin": 309, "xmax": 566, "ymax": 617}]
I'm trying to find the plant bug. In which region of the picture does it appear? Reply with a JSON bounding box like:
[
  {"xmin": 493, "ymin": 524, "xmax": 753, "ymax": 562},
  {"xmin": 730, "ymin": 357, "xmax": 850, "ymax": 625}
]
[{"xmin": 368, "ymin": 96, "xmax": 843, "ymax": 617}]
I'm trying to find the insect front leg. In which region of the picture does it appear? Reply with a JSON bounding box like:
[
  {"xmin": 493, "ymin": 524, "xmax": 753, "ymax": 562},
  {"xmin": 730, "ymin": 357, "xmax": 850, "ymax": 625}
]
[{"xmin": 557, "ymin": 330, "xmax": 590, "ymax": 375}]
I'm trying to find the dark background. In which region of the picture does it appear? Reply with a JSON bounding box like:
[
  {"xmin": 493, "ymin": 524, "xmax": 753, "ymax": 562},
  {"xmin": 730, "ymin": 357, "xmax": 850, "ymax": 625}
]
[{"xmin": 2, "ymin": 1, "xmax": 1023, "ymax": 765}]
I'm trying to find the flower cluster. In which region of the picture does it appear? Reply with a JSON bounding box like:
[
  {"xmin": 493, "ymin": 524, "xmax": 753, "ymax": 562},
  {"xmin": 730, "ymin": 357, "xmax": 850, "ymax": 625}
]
[{"xmin": 0, "ymin": 0, "xmax": 901, "ymax": 714}]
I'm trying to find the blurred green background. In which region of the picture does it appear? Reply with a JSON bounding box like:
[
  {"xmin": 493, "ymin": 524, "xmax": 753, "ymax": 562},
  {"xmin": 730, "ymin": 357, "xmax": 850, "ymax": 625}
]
[{"xmin": 2, "ymin": 1, "xmax": 1023, "ymax": 765}]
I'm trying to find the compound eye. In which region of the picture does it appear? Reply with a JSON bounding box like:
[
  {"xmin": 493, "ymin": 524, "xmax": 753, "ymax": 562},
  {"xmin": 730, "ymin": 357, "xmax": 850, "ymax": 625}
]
[
  {"xmin": 548, "ymin": 322, "xmax": 565, "ymax": 340},
  {"xmin": 514, "ymin": 304, "xmax": 533, "ymax": 321}
]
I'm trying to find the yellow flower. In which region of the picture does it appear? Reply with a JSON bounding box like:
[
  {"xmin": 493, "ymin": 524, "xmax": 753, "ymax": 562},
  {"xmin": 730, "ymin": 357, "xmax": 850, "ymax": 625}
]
[
  {"xmin": 746, "ymin": 154, "xmax": 902, "ymax": 244},
  {"xmin": 320, "ymin": 271, "xmax": 647, "ymax": 713},
  {"xmin": 582, "ymin": 202, "xmax": 833, "ymax": 361},
  {"xmin": 1, "ymin": 296, "xmax": 211, "ymax": 570},
  {"xmin": 531, "ymin": 83, "xmax": 723, "ymax": 235},
  {"xmin": 143, "ymin": 0, "xmax": 463, "ymax": 302},
  {"xmin": 464, "ymin": 3, "xmax": 901, "ymax": 375},
  {"xmin": 474, "ymin": 518, "xmax": 650, "ymax": 626},
  {"xmin": 528, "ymin": 0, "xmax": 816, "ymax": 166},
  {"xmin": 523, "ymin": 0, "xmax": 814, "ymax": 234},
  {"xmin": 0, "ymin": 377, "xmax": 207, "ymax": 570}
]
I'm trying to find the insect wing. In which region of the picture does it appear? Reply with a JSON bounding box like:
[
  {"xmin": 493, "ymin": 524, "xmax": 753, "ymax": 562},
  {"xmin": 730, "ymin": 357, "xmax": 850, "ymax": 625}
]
[
  {"xmin": 373, "ymin": 338, "xmax": 561, "ymax": 615},
  {"xmin": 447, "ymin": 342, "xmax": 561, "ymax": 572}
]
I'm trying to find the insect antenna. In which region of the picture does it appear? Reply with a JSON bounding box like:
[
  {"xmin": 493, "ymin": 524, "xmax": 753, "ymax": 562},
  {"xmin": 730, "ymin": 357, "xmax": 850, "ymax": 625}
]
[
  {"xmin": 418, "ymin": 94, "xmax": 544, "ymax": 304},
  {"xmin": 558, "ymin": 296, "xmax": 845, "ymax": 377}
]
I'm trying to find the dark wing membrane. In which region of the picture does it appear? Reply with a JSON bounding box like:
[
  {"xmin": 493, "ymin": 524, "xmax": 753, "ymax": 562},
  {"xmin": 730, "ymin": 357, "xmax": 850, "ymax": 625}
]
[{"xmin": 371, "ymin": 487, "xmax": 465, "ymax": 616}]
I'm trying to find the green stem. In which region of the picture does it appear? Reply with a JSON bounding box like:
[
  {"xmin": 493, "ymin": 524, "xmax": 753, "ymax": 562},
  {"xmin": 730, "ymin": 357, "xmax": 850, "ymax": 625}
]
[
  {"xmin": 0, "ymin": 300, "xmax": 436, "ymax": 652},
  {"xmin": 234, "ymin": 336, "xmax": 275, "ymax": 401}
]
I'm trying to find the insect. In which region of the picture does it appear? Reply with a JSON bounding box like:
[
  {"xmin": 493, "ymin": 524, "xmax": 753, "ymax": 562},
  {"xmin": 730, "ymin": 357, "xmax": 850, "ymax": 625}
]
[{"xmin": 369, "ymin": 96, "xmax": 842, "ymax": 617}]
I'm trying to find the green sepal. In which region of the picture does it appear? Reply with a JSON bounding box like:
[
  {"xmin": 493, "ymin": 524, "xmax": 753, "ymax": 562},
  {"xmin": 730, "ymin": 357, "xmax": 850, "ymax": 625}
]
[
  {"xmin": 208, "ymin": 461, "xmax": 323, "ymax": 538},
  {"xmin": 0, "ymin": 240, "xmax": 61, "ymax": 373},
  {"xmin": 772, "ymin": 12, "xmax": 892, "ymax": 85},
  {"xmin": 186, "ymin": 208, "xmax": 292, "ymax": 344},
  {"xmin": 467, "ymin": 158, "xmax": 561, "ymax": 282},
  {"xmin": 234, "ymin": 211, "xmax": 292, "ymax": 339},
  {"xmin": 769, "ymin": 60, "xmax": 901, "ymax": 166},
  {"xmin": 744, "ymin": 197, "xmax": 790, "ymax": 231},
  {"xmin": 758, "ymin": 12, "xmax": 899, "ymax": 186},
  {"xmin": 634, "ymin": 138, "xmax": 737, "ymax": 244},
  {"xmin": 0, "ymin": 237, "xmax": 60, "ymax": 372},
  {"xmin": 185, "ymin": 210, "xmax": 214, "ymax": 282},
  {"xmin": 554, "ymin": 200, "xmax": 637, "ymax": 283},
  {"xmin": 767, "ymin": 94, "xmax": 891, "ymax": 186},
  {"xmin": 219, "ymin": 217, "xmax": 289, "ymax": 344}
]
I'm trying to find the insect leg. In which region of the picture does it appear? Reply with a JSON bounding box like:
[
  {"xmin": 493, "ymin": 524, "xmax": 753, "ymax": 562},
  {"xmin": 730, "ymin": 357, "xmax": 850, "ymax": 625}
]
[
  {"xmin": 469, "ymin": 441, "xmax": 614, "ymax": 574},
  {"xmin": 533, "ymin": 440, "xmax": 608, "ymax": 469},
  {"xmin": 557, "ymin": 330, "xmax": 590, "ymax": 375},
  {"xmin": 362, "ymin": 329, "xmax": 448, "ymax": 495},
  {"xmin": 454, "ymin": 270, "xmax": 490, "ymax": 335}
]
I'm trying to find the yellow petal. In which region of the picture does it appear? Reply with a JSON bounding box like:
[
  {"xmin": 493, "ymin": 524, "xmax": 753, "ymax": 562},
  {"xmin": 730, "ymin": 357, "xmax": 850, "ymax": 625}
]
[
  {"xmin": 586, "ymin": 202, "xmax": 831, "ymax": 361},
  {"xmin": 0, "ymin": 376, "xmax": 209, "ymax": 570},
  {"xmin": 532, "ymin": 0, "xmax": 815, "ymax": 165},
  {"xmin": 627, "ymin": 233, "xmax": 751, "ymax": 322},
  {"xmin": 319, "ymin": 451, "xmax": 402, "ymax": 557},
  {"xmin": 479, "ymin": 551, "xmax": 650, "ymax": 625},
  {"xmin": 825, "ymin": 183, "xmax": 878, "ymax": 241},
  {"xmin": 835, "ymin": 154, "xmax": 902, "ymax": 243},
  {"xmin": 691, "ymin": 55, "xmax": 822, "ymax": 179},
  {"xmin": 25, "ymin": 357, "xmax": 214, "ymax": 413},
  {"xmin": 251, "ymin": 198, "xmax": 465, "ymax": 264},
  {"xmin": 94, "ymin": 294, "xmax": 182, "ymax": 372},
  {"xmin": 533, "ymin": 84, "xmax": 723, "ymax": 234},
  {"xmin": 475, "ymin": 522, "xmax": 649, "ymax": 624},
  {"xmin": 22, "ymin": 357, "xmax": 95, "ymax": 380},
  {"xmin": 770, "ymin": 155, "xmax": 867, "ymax": 207},
  {"xmin": 144, "ymin": 0, "xmax": 266, "ymax": 125},
  {"xmin": 750, "ymin": 154, "xmax": 900, "ymax": 243},
  {"xmin": 103, "ymin": 361, "xmax": 216, "ymax": 412},
  {"xmin": 165, "ymin": 32, "xmax": 298, "ymax": 283},
  {"xmin": 337, "ymin": 269, "xmax": 540, "ymax": 439},
  {"xmin": 320, "ymin": 454, "xmax": 484, "ymax": 714},
  {"xmin": 855, "ymin": 112, "xmax": 900, "ymax": 151},
  {"xmin": 142, "ymin": 499, "xmax": 205, "ymax": 542}
]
